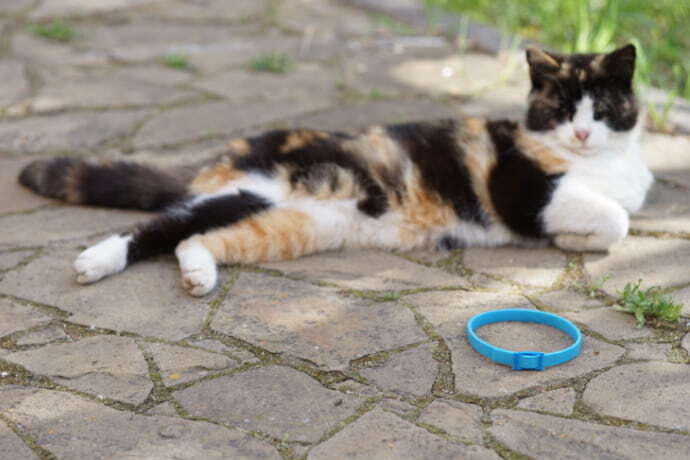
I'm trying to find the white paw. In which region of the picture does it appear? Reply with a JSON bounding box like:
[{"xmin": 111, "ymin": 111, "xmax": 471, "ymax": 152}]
[
  {"xmin": 73, "ymin": 234, "xmax": 131, "ymax": 284},
  {"xmin": 176, "ymin": 241, "xmax": 217, "ymax": 297},
  {"xmin": 181, "ymin": 266, "xmax": 217, "ymax": 297}
]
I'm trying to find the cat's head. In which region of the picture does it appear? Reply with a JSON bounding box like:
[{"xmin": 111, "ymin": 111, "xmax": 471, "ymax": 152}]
[{"xmin": 525, "ymin": 44, "xmax": 638, "ymax": 154}]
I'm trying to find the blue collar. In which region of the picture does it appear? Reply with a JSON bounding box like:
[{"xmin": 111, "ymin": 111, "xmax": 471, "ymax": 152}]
[{"xmin": 467, "ymin": 309, "xmax": 582, "ymax": 371}]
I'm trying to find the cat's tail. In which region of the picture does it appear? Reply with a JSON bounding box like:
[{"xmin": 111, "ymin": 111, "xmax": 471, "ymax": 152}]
[{"xmin": 18, "ymin": 157, "xmax": 192, "ymax": 211}]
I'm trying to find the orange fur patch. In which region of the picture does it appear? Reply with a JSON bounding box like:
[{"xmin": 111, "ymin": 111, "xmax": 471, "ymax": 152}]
[
  {"xmin": 184, "ymin": 209, "xmax": 316, "ymax": 264},
  {"xmin": 516, "ymin": 130, "xmax": 569, "ymax": 174},
  {"xmin": 280, "ymin": 130, "xmax": 328, "ymax": 153},
  {"xmin": 227, "ymin": 138, "xmax": 251, "ymax": 156},
  {"xmin": 189, "ymin": 163, "xmax": 245, "ymax": 194},
  {"xmin": 458, "ymin": 118, "xmax": 498, "ymax": 219}
]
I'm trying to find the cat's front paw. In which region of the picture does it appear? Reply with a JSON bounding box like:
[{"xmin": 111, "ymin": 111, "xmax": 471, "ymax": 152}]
[{"xmin": 73, "ymin": 235, "xmax": 131, "ymax": 284}]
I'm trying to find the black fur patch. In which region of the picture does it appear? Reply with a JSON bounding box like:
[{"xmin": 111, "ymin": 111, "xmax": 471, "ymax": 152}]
[
  {"xmin": 526, "ymin": 49, "xmax": 638, "ymax": 132},
  {"xmin": 18, "ymin": 157, "xmax": 76, "ymax": 201},
  {"xmin": 387, "ymin": 120, "xmax": 486, "ymax": 225},
  {"xmin": 436, "ymin": 235, "xmax": 464, "ymax": 251},
  {"xmin": 18, "ymin": 158, "xmax": 188, "ymax": 211},
  {"xmin": 79, "ymin": 162, "xmax": 188, "ymax": 211},
  {"xmin": 126, "ymin": 190, "xmax": 271, "ymax": 264},
  {"xmin": 487, "ymin": 120, "xmax": 562, "ymax": 238},
  {"xmin": 236, "ymin": 130, "xmax": 389, "ymax": 217}
]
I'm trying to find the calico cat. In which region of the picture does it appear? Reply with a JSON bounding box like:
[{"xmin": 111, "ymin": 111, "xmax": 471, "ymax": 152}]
[{"xmin": 18, "ymin": 44, "xmax": 653, "ymax": 297}]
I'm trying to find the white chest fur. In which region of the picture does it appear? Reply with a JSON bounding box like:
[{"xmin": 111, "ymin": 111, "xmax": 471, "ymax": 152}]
[{"xmin": 565, "ymin": 142, "xmax": 653, "ymax": 213}]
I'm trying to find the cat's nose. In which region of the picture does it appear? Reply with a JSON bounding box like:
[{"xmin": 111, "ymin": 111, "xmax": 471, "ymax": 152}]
[{"xmin": 575, "ymin": 130, "xmax": 590, "ymax": 143}]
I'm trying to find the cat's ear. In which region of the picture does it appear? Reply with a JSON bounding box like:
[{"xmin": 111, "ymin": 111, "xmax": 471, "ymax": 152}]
[
  {"xmin": 526, "ymin": 46, "xmax": 561, "ymax": 72},
  {"xmin": 602, "ymin": 44, "xmax": 636, "ymax": 81}
]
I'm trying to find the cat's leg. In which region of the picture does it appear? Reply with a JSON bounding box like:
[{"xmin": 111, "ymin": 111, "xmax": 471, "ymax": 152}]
[
  {"xmin": 542, "ymin": 179, "xmax": 629, "ymax": 252},
  {"xmin": 174, "ymin": 202, "xmax": 353, "ymax": 296},
  {"xmin": 73, "ymin": 191, "xmax": 271, "ymax": 284},
  {"xmin": 175, "ymin": 207, "xmax": 325, "ymax": 266}
]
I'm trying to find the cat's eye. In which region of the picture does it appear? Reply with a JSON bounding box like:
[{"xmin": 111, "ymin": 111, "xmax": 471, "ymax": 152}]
[{"xmin": 593, "ymin": 102, "xmax": 606, "ymax": 120}]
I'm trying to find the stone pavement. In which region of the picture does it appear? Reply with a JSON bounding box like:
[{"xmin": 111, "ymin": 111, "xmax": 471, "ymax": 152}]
[{"xmin": 1, "ymin": 1, "xmax": 689, "ymax": 459}]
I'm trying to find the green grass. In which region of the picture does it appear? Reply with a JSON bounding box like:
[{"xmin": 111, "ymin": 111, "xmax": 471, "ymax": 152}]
[
  {"xmin": 613, "ymin": 280, "xmax": 683, "ymax": 328},
  {"xmin": 575, "ymin": 274, "xmax": 610, "ymax": 298},
  {"xmin": 249, "ymin": 53, "xmax": 292, "ymax": 74},
  {"xmin": 27, "ymin": 20, "xmax": 76, "ymax": 42},
  {"xmin": 425, "ymin": 0, "xmax": 690, "ymax": 102},
  {"xmin": 161, "ymin": 53, "xmax": 190, "ymax": 70}
]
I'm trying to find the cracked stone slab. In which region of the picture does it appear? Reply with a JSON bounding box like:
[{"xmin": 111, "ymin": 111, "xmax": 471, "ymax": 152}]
[
  {"xmin": 141, "ymin": 342, "xmax": 237, "ymax": 386},
  {"xmin": 631, "ymin": 181, "xmax": 690, "ymax": 233},
  {"xmin": 16, "ymin": 325, "xmax": 68, "ymax": 346},
  {"xmin": 0, "ymin": 249, "xmax": 210, "ymax": 341},
  {"xmin": 405, "ymin": 290, "xmax": 624, "ymax": 397},
  {"xmin": 390, "ymin": 52, "xmax": 528, "ymax": 99},
  {"xmin": 584, "ymin": 237, "xmax": 690, "ymax": 295},
  {"xmin": 187, "ymin": 339, "xmax": 259, "ymax": 363},
  {"xmin": 339, "ymin": 47, "xmax": 458, "ymax": 98},
  {"xmin": 583, "ymin": 362, "xmax": 690, "ymax": 430},
  {"xmin": 0, "ymin": 60, "xmax": 30, "ymax": 109},
  {"xmin": 417, "ymin": 400, "xmax": 484, "ymax": 444},
  {"xmin": 378, "ymin": 398, "xmax": 417, "ymax": 416},
  {"xmin": 452, "ymin": 335, "xmax": 622, "ymax": 398},
  {"xmin": 682, "ymin": 333, "xmax": 690, "ymax": 353},
  {"xmin": 12, "ymin": 33, "xmax": 110, "ymax": 68},
  {"xmin": 0, "ymin": 298, "xmax": 50, "ymax": 339},
  {"xmin": 192, "ymin": 63, "xmax": 336, "ymax": 104},
  {"xmin": 138, "ymin": 0, "xmax": 270, "ymax": 22},
  {"xmin": 5, "ymin": 336, "xmax": 152, "ymax": 405},
  {"xmin": 262, "ymin": 250, "xmax": 466, "ymax": 291},
  {"xmin": 185, "ymin": 33, "xmax": 310, "ymax": 74},
  {"xmin": 290, "ymin": 99, "xmax": 461, "ymax": 132},
  {"xmin": 403, "ymin": 290, "xmax": 530, "ymax": 339},
  {"xmin": 625, "ymin": 342, "xmax": 673, "ymax": 361},
  {"xmin": 516, "ymin": 388, "xmax": 576, "ymax": 416},
  {"xmin": 0, "ymin": 207, "xmax": 146, "ymax": 246},
  {"xmin": 0, "ymin": 0, "xmax": 35, "ymax": 14},
  {"xmin": 477, "ymin": 321, "xmax": 573, "ymax": 353},
  {"xmin": 0, "ymin": 158, "xmax": 55, "ymax": 214},
  {"xmin": 133, "ymin": 98, "xmax": 329, "ymax": 149},
  {"xmin": 642, "ymin": 133, "xmax": 690, "ymax": 188},
  {"xmin": 490, "ymin": 409, "xmax": 690, "ymax": 459},
  {"xmin": 0, "ymin": 109, "xmax": 150, "ymax": 154},
  {"xmin": 145, "ymin": 402, "xmax": 177, "ymax": 416},
  {"xmin": 28, "ymin": 0, "xmax": 164, "ymax": 19},
  {"xmin": 0, "ymin": 421, "xmax": 36, "ymax": 460},
  {"xmin": 0, "ymin": 388, "xmax": 280, "ymax": 459},
  {"xmin": 212, "ymin": 272, "xmax": 426, "ymax": 370},
  {"xmin": 30, "ymin": 72, "xmax": 200, "ymax": 113},
  {"xmin": 277, "ymin": 0, "xmax": 379, "ymax": 40},
  {"xmin": 175, "ymin": 365, "xmax": 361, "ymax": 443},
  {"xmin": 0, "ymin": 249, "xmax": 36, "ymax": 271},
  {"xmin": 309, "ymin": 407, "xmax": 499, "ymax": 460},
  {"xmin": 565, "ymin": 307, "xmax": 654, "ymax": 341},
  {"xmin": 463, "ymin": 247, "xmax": 566, "ymax": 287},
  {"xmin": 83, "ymin": 21, "xmax": 253, "ymax": 64},
  {"xmin": 532, "ymin": 289, "xmax": 603, "ymax": 312},
  {"xmin": 361, "ymin": 343, "xmax": 437, "ymax": 396}
]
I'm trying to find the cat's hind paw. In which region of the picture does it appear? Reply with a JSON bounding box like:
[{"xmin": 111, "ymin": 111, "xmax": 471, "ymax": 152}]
[
  {"xmin": 181, "ymin": 266, "xmax": 217, "ymax": 297},
  {"xmin": 73, "ymin": 234, "xmax": 131, "ymax": 284},
  {"xmin": 176, "ymin": 241, "xmax": 217, "ymax": 297}
]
